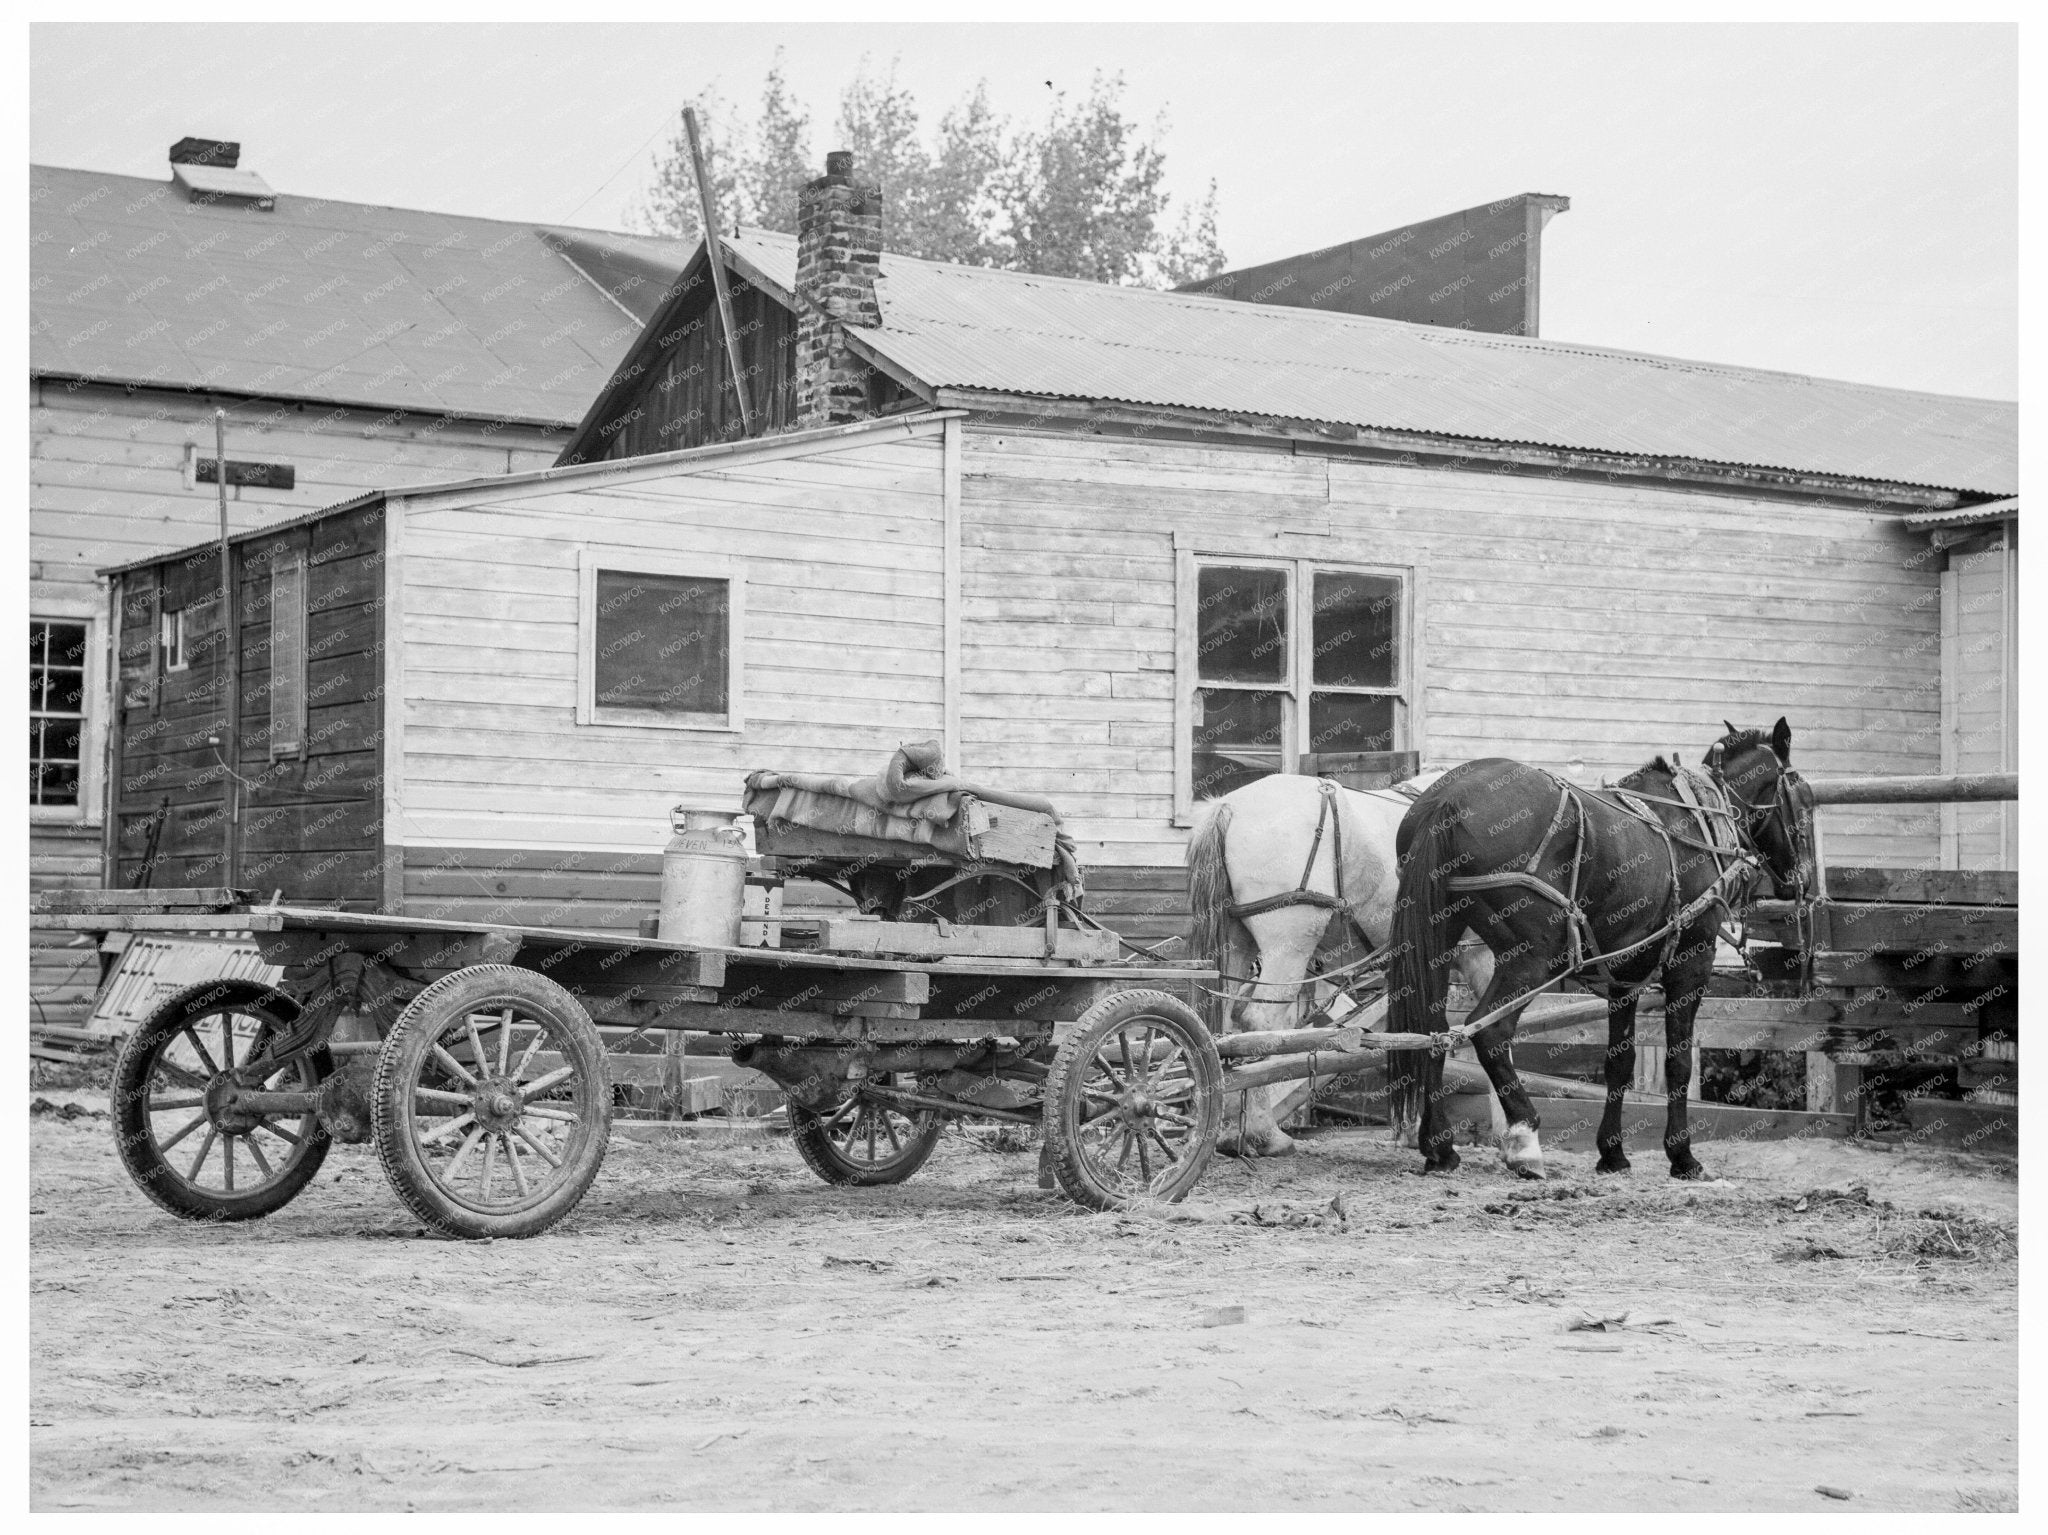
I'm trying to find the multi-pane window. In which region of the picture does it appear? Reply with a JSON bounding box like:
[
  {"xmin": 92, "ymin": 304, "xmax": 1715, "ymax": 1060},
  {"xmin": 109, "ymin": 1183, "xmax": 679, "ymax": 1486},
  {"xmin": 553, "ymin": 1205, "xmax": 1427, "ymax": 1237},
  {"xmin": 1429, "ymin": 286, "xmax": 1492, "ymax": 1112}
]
[
  {"xmin": 30, "ymin": 620, "xmax": 87, "ymax": 808},
  {"xmin": 1183, "ymin": 556, "xmax": 1410, "ymax": 806},
  {"xmin": 577, "ymin": 551, "xmax": 744, "ymax": 731}
]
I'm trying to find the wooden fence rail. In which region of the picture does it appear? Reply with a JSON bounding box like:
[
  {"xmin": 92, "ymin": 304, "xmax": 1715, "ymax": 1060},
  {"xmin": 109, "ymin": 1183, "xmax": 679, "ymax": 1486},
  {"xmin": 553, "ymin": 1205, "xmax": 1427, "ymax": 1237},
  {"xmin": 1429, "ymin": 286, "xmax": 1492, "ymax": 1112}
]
[{"xmin": 1803, "ymin": 772, "xmax": 2016, "ymax": 805}]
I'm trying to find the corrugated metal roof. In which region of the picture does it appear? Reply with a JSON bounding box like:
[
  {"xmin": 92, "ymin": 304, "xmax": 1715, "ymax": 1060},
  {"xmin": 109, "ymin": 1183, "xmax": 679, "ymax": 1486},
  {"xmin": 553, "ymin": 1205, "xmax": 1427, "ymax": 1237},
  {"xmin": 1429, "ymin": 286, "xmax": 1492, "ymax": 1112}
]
[
  {"xmin": 717, "ymin": 228, "xmax": 2016, "ymax": 496},
  {"xmin": 31, "ymin": 163, "xmax": 690, "ymax": 424},
  {"xmin": 1904, "ymin": 496, "xmax": 2018, "ymax": 530}
]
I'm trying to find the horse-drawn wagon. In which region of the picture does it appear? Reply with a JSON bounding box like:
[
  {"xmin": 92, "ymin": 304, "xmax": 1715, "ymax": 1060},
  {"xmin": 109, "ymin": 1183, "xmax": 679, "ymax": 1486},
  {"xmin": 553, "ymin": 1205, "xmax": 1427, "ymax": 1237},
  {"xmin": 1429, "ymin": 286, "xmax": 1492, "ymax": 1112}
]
[
  {"xmin": 36, "ymin": 893, "xmax": 1243, "ymax": 1238},
  {"xmin": 41, "ymin": 745, "xmax": 1278, "ymax": 1238}
]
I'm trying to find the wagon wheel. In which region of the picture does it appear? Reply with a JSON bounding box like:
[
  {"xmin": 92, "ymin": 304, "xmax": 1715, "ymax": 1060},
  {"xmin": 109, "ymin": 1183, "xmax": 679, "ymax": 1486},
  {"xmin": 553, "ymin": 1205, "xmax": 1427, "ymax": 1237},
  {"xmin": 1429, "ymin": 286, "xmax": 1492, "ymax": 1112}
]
[
  {"xmin": 371, "ymin": 965, "xmax": 610, "ymax": 1239},
  {"xmin": 112, "ymin": 980, "xmax": 333, "ymax": 1222},
  {"xmin": 1043, "ymin": 989, "xmax": 1222, "ymax": 1210},
  {"xmin": 789, "ymin": 1080, "xmax": 944, "ymax": 1187}
]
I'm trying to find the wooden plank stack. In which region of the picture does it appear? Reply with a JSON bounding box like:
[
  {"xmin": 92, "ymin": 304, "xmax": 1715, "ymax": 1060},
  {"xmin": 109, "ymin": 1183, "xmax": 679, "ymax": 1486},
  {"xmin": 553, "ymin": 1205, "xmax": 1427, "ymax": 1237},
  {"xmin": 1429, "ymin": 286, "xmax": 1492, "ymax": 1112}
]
[{"xmin": 1746, "ymin": 865, "xmax": 2017, "ymax": 1151}]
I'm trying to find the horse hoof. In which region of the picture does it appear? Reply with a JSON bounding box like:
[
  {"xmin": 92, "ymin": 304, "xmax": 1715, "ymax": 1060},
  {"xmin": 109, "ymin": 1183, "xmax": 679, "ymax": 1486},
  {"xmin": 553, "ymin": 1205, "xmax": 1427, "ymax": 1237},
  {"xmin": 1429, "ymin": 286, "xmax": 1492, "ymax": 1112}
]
[
  {"xmin": 1669, "ymin": 1159, "xmax": 1709, "ymax": 1182},
  {"xmin": 1499, "ymin": 1123, "xmax": 1544, "ymax": 1180},
  {"xmin": 1261, "ymin": 1136, "xmax": 1297, "ymax": 1159},
  {"xmin": 1595, "ymin": 1157, "xmax": 1632, "ymax": 1176}
]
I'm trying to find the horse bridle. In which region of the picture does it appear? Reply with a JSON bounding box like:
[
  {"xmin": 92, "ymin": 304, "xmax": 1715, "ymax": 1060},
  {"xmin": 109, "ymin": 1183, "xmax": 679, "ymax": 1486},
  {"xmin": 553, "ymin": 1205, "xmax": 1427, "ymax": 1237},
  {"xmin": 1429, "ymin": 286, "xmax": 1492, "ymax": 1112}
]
[{"xmin": 1704, "ymin": 742, "xmax": 1813, "ymax": 901}]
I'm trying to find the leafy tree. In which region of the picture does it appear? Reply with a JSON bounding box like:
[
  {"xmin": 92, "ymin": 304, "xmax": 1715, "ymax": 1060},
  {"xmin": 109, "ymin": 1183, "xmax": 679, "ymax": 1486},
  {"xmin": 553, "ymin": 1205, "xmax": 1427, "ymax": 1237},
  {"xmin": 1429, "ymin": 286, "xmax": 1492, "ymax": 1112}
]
[{"xmin": 631, "ymin": 58, "xmax": 1224, "ymax": 288}]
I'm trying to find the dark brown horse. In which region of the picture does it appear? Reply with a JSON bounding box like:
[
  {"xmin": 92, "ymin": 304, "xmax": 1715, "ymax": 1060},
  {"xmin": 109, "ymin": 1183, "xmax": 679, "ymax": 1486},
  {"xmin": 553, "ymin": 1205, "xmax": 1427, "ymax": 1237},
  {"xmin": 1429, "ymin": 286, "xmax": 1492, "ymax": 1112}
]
[{"xmin": 1389, "ymin": 721, "xmax": 1814, "ymax": 1180}]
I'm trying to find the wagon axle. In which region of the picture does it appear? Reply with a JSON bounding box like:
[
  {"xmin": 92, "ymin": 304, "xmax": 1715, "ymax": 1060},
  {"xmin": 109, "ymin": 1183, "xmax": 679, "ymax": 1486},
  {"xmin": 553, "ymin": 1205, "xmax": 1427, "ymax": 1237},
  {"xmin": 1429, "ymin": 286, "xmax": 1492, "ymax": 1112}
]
[{"xmin": 205, "ymin": 1077, "xmax": 322, "ymax": 1129}]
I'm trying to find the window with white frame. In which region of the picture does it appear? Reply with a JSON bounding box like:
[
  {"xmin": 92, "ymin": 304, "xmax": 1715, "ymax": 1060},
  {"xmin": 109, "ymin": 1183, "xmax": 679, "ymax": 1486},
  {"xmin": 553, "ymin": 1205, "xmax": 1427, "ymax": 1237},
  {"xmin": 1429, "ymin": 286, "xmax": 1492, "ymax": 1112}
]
[
  {"xmin": 1178, "ymin": 552, "xmax": 1413, "ymax": 812},
  {"xmin": 159, "ymin": 607, "xmax": 189, "ymax": 673},
  {"xmin": 268, "ymin": 548, "xmax": 307, "ymax": 759},
  {"xmin": 576, "ymin": 549, "xmax": 744, "ymax": 731},
  {"xmin": 30, "ymin": 620, "xmax": 88, "ymax": 808}
]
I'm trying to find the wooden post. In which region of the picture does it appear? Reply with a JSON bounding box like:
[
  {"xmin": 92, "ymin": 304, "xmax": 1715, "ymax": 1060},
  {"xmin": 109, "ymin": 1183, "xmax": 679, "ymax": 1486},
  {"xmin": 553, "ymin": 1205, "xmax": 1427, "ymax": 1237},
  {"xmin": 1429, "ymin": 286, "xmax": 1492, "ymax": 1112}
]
[
  {"xmin": 661, "ymin": 1029, "xmax": 690, "ymax": 1118},
  {"xmin": 1636, "ymin": 1043, "xmax": 1700, "ymax": 1100},
  {"xmin": 683, "ymin": 106, "xmax": 753, "ymax": 437},
  {"xmin": 214, "ymin": 409, "xmax": 237, "ymax": 886},
  {"xmin": 1805, "ymin": 1053, "xmax": 1864, "ymax": 1126}
]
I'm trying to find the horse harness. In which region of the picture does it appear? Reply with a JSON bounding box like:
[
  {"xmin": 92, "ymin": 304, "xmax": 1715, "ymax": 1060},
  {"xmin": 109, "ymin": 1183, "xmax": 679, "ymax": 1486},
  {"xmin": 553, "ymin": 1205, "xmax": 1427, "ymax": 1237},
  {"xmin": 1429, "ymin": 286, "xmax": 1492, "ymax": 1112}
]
[
  {"xmin": 1206, "ymin": 778, "xmax": 1424, "ymax": 993},
  {"xmin": 1442, "ymin": 757, "xmax": 1805, "ymax": 1036},
  {"xmin": 1225, "ymin": 777, "xmax": 1421, "ymax": 936}
]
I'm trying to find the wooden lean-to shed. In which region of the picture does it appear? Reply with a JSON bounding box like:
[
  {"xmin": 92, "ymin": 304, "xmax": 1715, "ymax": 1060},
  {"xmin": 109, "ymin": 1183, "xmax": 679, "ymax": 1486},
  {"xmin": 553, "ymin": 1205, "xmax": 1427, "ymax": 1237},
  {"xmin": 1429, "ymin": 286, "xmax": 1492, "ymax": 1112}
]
[{"xmin": 101, "ymin": 415, "xmax": 956, "ymax": 928}]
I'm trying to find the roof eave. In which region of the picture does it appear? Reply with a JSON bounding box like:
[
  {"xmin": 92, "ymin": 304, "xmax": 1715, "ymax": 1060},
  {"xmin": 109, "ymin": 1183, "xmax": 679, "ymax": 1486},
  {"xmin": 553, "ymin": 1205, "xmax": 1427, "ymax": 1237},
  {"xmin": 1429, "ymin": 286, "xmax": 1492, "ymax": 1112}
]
[
  {"xmin": 105, "ymin": 410, "xmax": 964, "ymax": 578},
  {"xmin": 1903, "ymin": 497, "xmax": 2019, "ymax": 531},
  {"xmin": 930, "ymin": 388, "xmax": 1978, "ymax": 507},
  {"xmin": 32, "ymin": 368, "xmax": 579, "ymax": 431}
]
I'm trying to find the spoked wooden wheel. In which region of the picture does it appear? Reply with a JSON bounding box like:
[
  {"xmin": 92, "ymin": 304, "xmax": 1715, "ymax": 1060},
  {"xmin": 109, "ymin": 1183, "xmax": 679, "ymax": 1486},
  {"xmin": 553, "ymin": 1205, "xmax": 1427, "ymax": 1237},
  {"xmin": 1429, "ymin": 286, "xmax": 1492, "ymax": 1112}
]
[
  {"xmin": 789, "ymin": 1082, "xmax": 943, "ymax": 1187},
  {"xmin": 1044, "ymin": 989, "xmax": 1222, "ymax": 1210},
  {"xmin": 371, "ymin": 966, "xmax": 610, "ymax": 1239},
  {"xmin": 112, "ymin": 980, "xmax": 332, "ymax": 1222}
]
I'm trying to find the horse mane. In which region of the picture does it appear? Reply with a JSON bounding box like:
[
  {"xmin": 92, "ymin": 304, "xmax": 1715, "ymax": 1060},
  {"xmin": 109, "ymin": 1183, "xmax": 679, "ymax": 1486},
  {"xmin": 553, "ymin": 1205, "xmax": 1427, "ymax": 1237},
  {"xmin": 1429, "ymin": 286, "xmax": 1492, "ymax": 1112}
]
[
  {"xmin": 1615, "ymin": 729, "xmax": 1774, "ymax": 791},
  {"xmin": 1617, "ymin": 757, "xmax": 1680, "ymax": 790}
]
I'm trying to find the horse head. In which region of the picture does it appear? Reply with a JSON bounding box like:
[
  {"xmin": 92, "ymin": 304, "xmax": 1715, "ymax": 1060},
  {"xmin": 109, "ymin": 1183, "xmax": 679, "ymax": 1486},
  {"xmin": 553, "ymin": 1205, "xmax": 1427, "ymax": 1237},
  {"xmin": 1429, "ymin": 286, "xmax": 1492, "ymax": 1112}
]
[{"xmin": 1706, "ymin": 717, "xmax": 1815, "ymax": 900}]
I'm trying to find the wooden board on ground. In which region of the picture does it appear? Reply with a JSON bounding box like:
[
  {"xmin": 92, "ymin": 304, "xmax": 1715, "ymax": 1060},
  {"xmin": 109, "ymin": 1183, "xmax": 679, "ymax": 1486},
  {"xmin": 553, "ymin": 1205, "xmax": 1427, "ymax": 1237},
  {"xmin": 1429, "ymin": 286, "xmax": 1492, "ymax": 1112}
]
[
  {"xmin": 1524, "ymin": 1096, "xmax": 1855, "ymax": 1150},
  {"xmin": 1900, "ymin": 1098, "xmax": 2018, "ymax": 1156}
]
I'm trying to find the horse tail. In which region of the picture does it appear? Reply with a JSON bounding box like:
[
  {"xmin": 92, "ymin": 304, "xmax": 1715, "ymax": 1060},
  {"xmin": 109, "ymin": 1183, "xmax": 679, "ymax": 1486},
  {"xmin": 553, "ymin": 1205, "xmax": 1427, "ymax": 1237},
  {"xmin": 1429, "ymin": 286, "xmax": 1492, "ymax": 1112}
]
[
  {"xmin": 1185, "ymin": 799, "xmax": 1236, "ymax": 964},
  {"xmin": 1388, "ymin": 789, "xmax": 1463, "ymax": 1128}
]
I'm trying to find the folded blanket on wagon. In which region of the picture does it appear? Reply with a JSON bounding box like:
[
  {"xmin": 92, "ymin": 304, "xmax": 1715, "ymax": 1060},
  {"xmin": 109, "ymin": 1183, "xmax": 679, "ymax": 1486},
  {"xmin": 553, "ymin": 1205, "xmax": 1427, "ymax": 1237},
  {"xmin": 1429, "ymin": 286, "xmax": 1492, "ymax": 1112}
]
[{"xmin": 742, "ymin": 741, "xmax": 1083, "ymax": 893}]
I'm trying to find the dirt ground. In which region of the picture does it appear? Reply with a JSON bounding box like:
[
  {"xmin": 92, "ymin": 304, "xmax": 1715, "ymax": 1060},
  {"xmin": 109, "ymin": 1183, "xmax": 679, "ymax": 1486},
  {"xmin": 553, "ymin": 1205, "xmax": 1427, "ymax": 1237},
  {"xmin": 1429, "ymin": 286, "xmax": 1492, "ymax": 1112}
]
[{"xmin": 30, "ymin": 1091, "xmax": 2018, "ymax": 1512}]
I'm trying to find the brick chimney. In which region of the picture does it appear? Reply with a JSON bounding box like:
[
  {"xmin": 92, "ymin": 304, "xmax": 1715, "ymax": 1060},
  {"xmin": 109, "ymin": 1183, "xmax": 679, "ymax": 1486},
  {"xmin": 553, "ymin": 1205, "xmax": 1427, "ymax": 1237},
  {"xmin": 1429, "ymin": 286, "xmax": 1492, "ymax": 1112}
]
[{"xmin": 795, "ymin": 150, "xmax": 883, "ymax": 429}]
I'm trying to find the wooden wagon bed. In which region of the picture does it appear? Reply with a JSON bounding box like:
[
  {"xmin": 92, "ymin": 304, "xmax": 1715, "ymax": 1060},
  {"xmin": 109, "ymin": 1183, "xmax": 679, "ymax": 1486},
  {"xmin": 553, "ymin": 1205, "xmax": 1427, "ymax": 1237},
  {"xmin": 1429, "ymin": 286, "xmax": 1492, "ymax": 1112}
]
[{"xmin": 37, "ymin": 893, "xmax": 1233, "ymax": 1238}]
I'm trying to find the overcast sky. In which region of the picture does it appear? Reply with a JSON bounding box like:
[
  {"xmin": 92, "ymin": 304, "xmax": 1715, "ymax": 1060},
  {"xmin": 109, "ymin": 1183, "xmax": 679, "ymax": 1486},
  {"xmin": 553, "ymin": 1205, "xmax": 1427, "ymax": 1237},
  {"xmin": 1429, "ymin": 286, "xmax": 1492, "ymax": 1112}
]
[{"xmin": 30, "ymin": 22, "xmax": 2016, "ymax": 399}]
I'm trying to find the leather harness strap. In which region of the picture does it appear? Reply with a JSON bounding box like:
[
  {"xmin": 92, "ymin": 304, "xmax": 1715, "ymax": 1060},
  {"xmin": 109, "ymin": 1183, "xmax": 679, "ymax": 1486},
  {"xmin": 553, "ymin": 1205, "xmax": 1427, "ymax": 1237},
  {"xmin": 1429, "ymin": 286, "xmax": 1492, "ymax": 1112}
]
[
  {"xmin": 1226, "ymin": 779, "xmax": 1349, "ymax": 920},
  {"xmin": 1225, "ymin": 777, "xmax": 1421, "ymax": 929},
  {"xmin": 1444, "ymin": 762, "xmax": 1768, "ymax": 1034},
  {"xmin": 1206, "ymin": 775, "xmax": 1430, "ymax": 996}
]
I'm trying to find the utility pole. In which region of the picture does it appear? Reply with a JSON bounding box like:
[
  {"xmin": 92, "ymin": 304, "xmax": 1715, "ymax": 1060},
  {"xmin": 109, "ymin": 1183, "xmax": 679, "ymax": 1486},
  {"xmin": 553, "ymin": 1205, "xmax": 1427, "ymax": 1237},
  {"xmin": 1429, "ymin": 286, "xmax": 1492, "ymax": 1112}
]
[{"xmin": 215, "ymin": 408, "xmax": 237, "ymax": 885}]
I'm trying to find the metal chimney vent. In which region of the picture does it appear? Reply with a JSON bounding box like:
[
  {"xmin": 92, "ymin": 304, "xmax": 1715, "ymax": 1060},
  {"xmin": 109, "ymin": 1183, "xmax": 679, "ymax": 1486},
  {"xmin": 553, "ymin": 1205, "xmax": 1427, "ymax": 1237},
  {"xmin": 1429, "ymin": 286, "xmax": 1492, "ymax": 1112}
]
[{"xmin": 169, "ymin": 138, "xmax": 275, "ymax": 210}]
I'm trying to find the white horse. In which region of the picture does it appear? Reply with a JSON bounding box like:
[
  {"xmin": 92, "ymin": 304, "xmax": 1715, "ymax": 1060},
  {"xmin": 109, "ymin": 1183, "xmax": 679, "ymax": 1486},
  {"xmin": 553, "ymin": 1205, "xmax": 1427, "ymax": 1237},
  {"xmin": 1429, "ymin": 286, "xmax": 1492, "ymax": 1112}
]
[{"xmin": 1185, "ymin": 772, "xmax": 1497, "ymax": 1158}]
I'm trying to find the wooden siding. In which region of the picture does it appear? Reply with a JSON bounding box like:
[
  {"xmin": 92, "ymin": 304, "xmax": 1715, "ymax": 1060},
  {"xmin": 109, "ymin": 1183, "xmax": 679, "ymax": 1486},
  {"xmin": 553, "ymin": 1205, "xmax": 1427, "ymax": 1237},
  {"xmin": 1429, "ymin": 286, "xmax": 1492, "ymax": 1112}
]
[
  {"xmin": 1943, "ymin": 527, "xmax": 2017, "ymax": 869},
  {"xmin": 31, "ymin": 380, "xmax": 566, "ymax": 607},
  {"xmin": 29, "ymin": 380, "xmax": 566, "ymax": 1021},
  {"xmin": 395, "ymin": 424, "xmax": 949, "ymax": 920},
  {"xmin": 585, "ymin": 273, "xmax": 916, "ymax": 464},
  {"xmin": 29, "ymin": 824, "xmax": 105, "ymax": 1026},
  {"xmin": 107, "ymin": 501, "xmax": 387, "ymax": 906},
  {"xmin": 226, "ymin": 507, "xmax": 388, "ymax": 906},
  {"xmin": 954, "ymin": 427, "xmax": 1945, "ymax": 876},
  {"xmin": 589, "ymin": 277, "xmax": 795, "ymax": 460}
]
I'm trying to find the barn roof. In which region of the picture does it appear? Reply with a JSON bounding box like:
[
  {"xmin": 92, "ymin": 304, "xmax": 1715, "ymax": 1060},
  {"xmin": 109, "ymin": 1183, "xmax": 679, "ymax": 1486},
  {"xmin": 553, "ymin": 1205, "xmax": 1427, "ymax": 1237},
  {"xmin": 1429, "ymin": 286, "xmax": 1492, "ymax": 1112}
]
[
  {"xmin": 580, "ymin": 226, "xmax": 2016, "ymax": 498},
  {"xmin": 30, "ymin": 162, "xmax": 688, "ymax": 425}
]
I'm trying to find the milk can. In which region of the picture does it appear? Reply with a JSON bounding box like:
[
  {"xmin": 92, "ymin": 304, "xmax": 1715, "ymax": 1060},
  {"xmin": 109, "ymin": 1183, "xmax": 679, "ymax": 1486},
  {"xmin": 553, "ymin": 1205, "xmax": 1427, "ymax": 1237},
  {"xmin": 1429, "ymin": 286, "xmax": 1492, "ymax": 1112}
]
[{"xmin": 658, "ymin": 804, "xmax": 748, "ymax": 947}]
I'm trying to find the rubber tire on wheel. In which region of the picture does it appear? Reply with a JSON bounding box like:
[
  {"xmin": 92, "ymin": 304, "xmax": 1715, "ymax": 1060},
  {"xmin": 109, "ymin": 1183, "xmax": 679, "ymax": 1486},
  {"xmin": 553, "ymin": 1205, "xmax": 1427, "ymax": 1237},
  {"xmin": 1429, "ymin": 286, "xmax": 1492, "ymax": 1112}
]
[
  {"xmin": 371, "ymin": 965, "xmax": 610, "ymax": 1239},
  {"xmin": 112, "ymin": 979, "xmax": 333, "ymax": 1222},
  {"xmin": 1043, "ymin": 988, "xmax": 1222, "ymax": 1211},
  {"xmin": 789, "ymin": 1088, "xmax": 944, "ymax": 1186}
]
